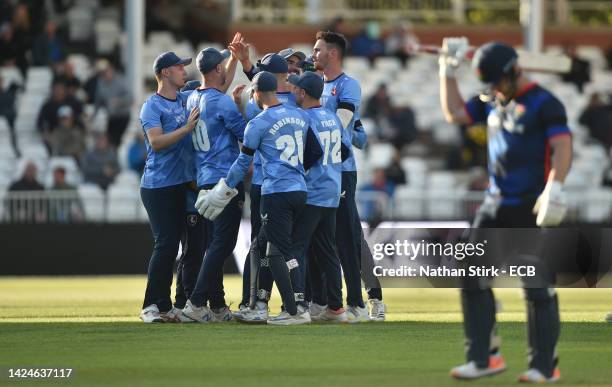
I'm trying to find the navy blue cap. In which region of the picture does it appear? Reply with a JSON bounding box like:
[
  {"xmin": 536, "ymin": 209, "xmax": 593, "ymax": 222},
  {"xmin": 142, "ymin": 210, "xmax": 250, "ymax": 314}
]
[
  {"xmin": 278, "ymin": 48, "xmax": 306, "ymax": 62},
  {"xmin": 153, "ymin": 51, "xmax": 192, "ymax": 75},
  {"xmin": 181, "ymin": 80, "xmax": 201, "ymax": 92},
  {"xmin": 197, "ymin": 47, "xmax": 231, "ymax": 74},
  {"xmin": 472, "ymin": 42, "xmax": 518, "ymax": 85},
  {"xmin": 288, "ymin": 72, "xmax": 323, "ymax": 99},
  {"xmin": 252, "ymin": 71, "xmax": 277, "ymax": 92},
  {"xmin": 257, "ymin": 53, "xmax": 288, "ymax": 74}
]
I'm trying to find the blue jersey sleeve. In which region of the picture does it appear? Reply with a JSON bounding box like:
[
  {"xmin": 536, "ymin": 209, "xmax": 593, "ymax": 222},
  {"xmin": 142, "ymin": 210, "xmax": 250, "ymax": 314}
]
[
  {"xmin": 337, "ymin": 78, "xmax": 361, "ymax": 113},
  {"xmin": 140, "ymin": 101, "xmax": 162, "ymax": 131},
  {"xmin": 540, "ymin": 96, "xmax": 571, "ymax": 139},
  {"xmin": 220, "ymin": 95, "xmax": 247, "ymax": 141},
  {"xmin": 464, "ymin": 95, "xmax": 488, "ymax": 124},
  {"xmin": 226, "ymin": 120, "xmax": 260, "ymax": 187},
  {"xmin": 351, "ymin": 119, "xmax": 367, "ymax": 149}
]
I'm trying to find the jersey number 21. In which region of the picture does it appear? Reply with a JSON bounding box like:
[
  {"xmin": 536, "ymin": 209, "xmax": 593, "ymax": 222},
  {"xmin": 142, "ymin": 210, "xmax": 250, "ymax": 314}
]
[{"xmin": 276, "ymin": 131, "xmax": 304, "ymax": 167}]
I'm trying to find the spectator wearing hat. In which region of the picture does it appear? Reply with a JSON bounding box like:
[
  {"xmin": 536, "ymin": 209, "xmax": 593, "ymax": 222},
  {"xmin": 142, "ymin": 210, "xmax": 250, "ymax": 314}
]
[{"xmin": 50, "ymin": 105, "xmax": 86, "ymax": 163}]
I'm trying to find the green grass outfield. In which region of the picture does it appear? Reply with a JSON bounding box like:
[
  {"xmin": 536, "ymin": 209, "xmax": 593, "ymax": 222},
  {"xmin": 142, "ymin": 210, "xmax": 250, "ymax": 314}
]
[{"xmin": 0, "ymin": 276, "xmax": 611, "ymax": 387}]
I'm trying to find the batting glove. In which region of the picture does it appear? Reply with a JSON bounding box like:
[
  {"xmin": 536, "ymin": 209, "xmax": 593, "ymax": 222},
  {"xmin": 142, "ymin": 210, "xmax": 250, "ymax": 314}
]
[
  {"xmin": 198, "ymin": 178, "xmax": 238, "ymax": 221},
  {"xmin": 439, "ymin": 37, "xmax": 470, "ymax": 78},
  {"xmin": 533, "ymin": 180, "xmax": 567, "ymax": 227}
]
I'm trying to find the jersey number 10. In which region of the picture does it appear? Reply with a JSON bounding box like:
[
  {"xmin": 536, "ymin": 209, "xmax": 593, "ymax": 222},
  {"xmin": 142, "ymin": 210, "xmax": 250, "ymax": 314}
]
[{"xmin": 193, "ymin": 119, "xmax": 210, "ymax": 151}]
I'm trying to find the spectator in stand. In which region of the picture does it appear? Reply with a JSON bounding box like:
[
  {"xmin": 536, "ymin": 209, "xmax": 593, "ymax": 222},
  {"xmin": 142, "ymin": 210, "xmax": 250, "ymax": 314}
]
[
  {"xmin": 94, "ymin": 62, "xmax": 132, "ymax": 147},
  {"xmin": 49, "ymin": 166, "xmax": 85, "ymax": 223},
  {"xmin": 127, "ymin": 131, "xmax": 147, "ymax": 175},
  {"xmin": 385, "ymin": 151, "xmax": 407, "ymax": 186},
  {"xmin": 364, "ymin": 83, "xmax": 417, "ymax": 149},
  {"xmin": 579, "ymin": 92, "xmax": 612, "ymax": 149},
  {"xmin": 351, "ymin": 21, "xmax": 385, "ymax": 64},
  {"xmin": 325, "ymin": 16, "xmax": 346, "ymax": 34},
  {"xmin": 49, "ymin": 106, "xmax": 86, "ymax": 163},
  {"xmin": 385, "ymin": 22, "xmax": 419, "ymax": 67},
  {"xmin": 0, "ymin": 74, "xmax": 20, "ymax": 157},
  {"xmin": 359, "ymin": 168, "xmax": 395, "ymax": 222},
  {"xmin": 32, "ymin": 20, "xmax": 66, "ymax": 67},
  {"xmin": 37, "ymin": 81, "xmax": 84, "ymax": 148},
  {"xmin": 54, "ymin": 61, "xmax": 82, "ymax": 97},
  {"xmin": 0, "ymin": 23, "xmax": 19, "ymax": 68},
  {"xmin": 606, "ymin": 42, "xmax": 612, "ymax": 70},
  {"xmin": 82, "ymin": 133, "xmax": 119, "ymax": 190},
  {"xmin": 11, "ymin": 4, "xmax": 33, "ymax": 74},
  {"xmin": 84, "ymin": 59, "xmax": 109, "ymax": 103},
  {"xmin": 6, "ymin": 161, "xmax": 45, "ymax": 223},
  {"xmin": 560, "ymin": 42, "xmax": 591, "ymax": 94}
]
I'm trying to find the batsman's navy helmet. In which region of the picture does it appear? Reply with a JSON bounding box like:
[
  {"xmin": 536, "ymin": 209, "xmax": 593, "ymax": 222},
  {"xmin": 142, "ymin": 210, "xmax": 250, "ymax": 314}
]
[{"xmin": 472, "ymin": 42, "xmax": 518, "ymax": 85}]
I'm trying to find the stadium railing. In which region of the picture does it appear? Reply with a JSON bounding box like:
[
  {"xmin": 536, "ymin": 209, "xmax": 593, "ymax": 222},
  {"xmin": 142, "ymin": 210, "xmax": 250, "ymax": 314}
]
[
  {"xmin": 2, "ymin": 189, "xmax": 610, "ymax": 224},
  {"xmin": 231, "ymin": 0, "xmax": 611, "ymax": 25}
]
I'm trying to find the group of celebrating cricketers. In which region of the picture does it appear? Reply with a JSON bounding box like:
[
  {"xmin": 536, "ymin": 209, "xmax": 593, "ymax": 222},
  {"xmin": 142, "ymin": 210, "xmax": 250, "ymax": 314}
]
[{"xmin": 137, "ymin": 29, "xmax": 573, "ymax": 383}]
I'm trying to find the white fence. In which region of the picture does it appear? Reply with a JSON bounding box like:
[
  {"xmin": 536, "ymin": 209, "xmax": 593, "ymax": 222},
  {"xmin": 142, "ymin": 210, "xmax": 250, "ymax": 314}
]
[
  {"xmin": 2, "ymin": 189, "xmax": 611, "ymax": 224},
  {"xmin": 231, "ymin": 0, "xmax": 611, "ymax": 24}
]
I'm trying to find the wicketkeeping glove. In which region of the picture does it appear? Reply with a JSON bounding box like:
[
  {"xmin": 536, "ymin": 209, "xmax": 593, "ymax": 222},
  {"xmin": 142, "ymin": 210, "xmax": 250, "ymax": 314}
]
[
  {"xmin": 533, "ymin": 180, "xmax": 567, "ymax": 227},
  {"xmin": 439, "ymin": 37, "xmax": 470, "ymax": 78},
  {"xmin": 196, "ymin": 178, "xmax": 238, "ymax": 221}
]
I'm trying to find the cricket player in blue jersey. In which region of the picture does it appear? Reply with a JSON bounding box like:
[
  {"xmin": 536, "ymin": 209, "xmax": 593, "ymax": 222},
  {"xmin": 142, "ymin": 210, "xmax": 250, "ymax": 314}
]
[
  {"xmin": 197, "ymin": 71, "xmax": 323, "ymax": 325},
  {"xmin": 179, "ymin": 47, "xmax": 248, "ymax": 323},
  {"xmin": 229, "ymin": 51, "xmax": 300, "ymax": 314},
  {"xmin": 439, "ymin": 39, "xmax": 572, "ymax": 383},
  {"xmin": 138, "ymin": 52, "xmax": 199, "ymax": 323},
  {"xmin": 313, "ymin": 30, "xmax": 386, "ymax": 321},
  {"xmin": 288, "ymin": 71, "xmax": 349, "ymax": 323}
]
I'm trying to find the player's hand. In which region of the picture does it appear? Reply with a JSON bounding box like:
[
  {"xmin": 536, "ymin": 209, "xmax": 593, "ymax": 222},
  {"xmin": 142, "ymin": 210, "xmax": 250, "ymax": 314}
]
[
  {"xmin": 439, "ymin": 37, "xmax": 469, "ymax": 78},
  {"xmin": 533, "ymin": 180, "xmax": 567, "ymax": 227},
  {"xmin": 228, "ymin": 32, "xmax": 244, "ymax": 60},
  {"xmin": 198, "ymin": 178, "xmax": 238, "ymax": 220},
  {"xmin": 229, "ymin": 39, "xmax": 250, "ymax": 64},
  {"xmin": 232, "ymin": 84, "xmax": 247, "ymax": 105},
  {"xmin": 186, "ymin": 107, "xmax": 200, "ymax": 131},
  {"xmin": 194, "ymin": 189, "xmax": 210, "ymax": 213}
]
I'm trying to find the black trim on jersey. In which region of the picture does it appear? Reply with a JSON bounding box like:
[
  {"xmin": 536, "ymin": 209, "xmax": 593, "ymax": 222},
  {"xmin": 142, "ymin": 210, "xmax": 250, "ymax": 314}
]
[
  {"xmin": 340, "ymin": 143, "xmax": 350, "ymax": 162},
  {"xmin": 354, "ymin": 119, "xmax": 363, "ymax": 131},
  {"xmin": 324, "ymin": 72, "xmax": 345, "ymax": 83},
  {"xmin": 337, "ymin": 101, "xmax": 355, "ymax": 112},
  {"xmin": 241, "ymin": 145, "xmax": 256, "ymax": 156},
  {"xmin": 303, "ymin": 127, "xmax": 324, "ymax": 170},
  {"xmin": 268, "ymin": 103, "xmax": 283, "ymax": 109},
  {"xmin": 155, "ymin": 93, "xmax": 177, "ymax": 102}
]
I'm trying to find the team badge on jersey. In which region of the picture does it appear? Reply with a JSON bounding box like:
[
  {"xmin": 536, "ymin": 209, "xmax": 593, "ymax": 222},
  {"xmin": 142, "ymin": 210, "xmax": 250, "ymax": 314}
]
[{"xmin": 331, "ymin": 86, "xmax": 337, "ymax": 96}]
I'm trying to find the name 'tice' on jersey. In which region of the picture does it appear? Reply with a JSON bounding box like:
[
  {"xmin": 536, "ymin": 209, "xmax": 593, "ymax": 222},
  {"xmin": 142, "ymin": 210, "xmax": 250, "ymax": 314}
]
[{"xmin": 301, "ymin": 106, "xmax": 346, "ymax": 208}]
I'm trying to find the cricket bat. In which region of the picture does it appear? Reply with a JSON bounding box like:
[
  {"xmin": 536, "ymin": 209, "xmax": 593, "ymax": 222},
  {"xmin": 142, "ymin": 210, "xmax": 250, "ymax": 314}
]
[{"xmin": 411, "ymin": 44, "xmax": 571, "ymax": 73}]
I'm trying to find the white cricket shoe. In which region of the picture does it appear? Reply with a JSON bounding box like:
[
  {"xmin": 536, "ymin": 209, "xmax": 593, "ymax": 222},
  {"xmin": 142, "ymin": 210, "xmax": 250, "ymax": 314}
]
[
  {"xmin": 234, "ymin": 301, "xmax": 269, "ymax": 324},
  {"xmin": 346, "ymin": 305, "xmax": 370, "ymax": 323},
  {"xmin": 231, "ymin": 304, "xmax": 249, "ymax": 319},
  {"xmin": 181, "ymin": 300, "xmax": 214, "ymax": 323},
  {"xmin": 518, "ymin": 368, "xmax": 561, "ymax": 384},
  {"xmin": 450, "ymin": 354, "xmax": 507, "ymax": 380},
  {"xmin": 309, "ymin": 303, "xmax": 327, "ymax": 321},
  {"xmin": 368, "ymin": 299, "xmax": 386, "ymax": 321},
  {"xmin": 160, "ymin": 307, "xmax": 188, "ymax": 323},
  {"xmin": 267, "ymin": 305, "xmax": 311, "ymax": 326},
  {"xmin": 211, "ymin": 306, "xmax": 233, "ymax": 322},
  {"xmin": 318, "ymin": 307, "xmax": 348, "ymax": 323},
  {"xmin": 140, "ymin": 304, "xmax": 164, "ymax": 323},
  {"xmin": 605, "ymin": 312, "xmax": 612, "ymax": 323}
]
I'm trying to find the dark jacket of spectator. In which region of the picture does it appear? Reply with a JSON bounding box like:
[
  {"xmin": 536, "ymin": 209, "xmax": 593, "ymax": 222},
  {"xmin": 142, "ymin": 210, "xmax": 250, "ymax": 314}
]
[
  {"xmin": 6, "ymin": 162, "xmax": 45, "ymax": 223},
  {"xmin": 561, "ymin": 44, "xmax": 591, "ymax": 94},
  {"xmin": 579, "ymin": 93, "xmax": 612, "ymax": 149},
  {"xmin": 0, "ymin": 75, "xmax": 19, "ymax": 156},
  {"xmin": 385, "ymin": 153, "xmax": 407, "ymax": 186},
  {"xmin": 351, "ymin": 22, "xmax": 385, "ymax": 62},
  {"xmin": 37, "ymin": 81, "xmax": 84, "ymax": 137},
  {"xmin": 82, "ymin": 134, "xmax": 119, "ymax": 190},
  {"xmin": 32, "ymin": 20, "xmax": 66, "ymax": 66}
]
